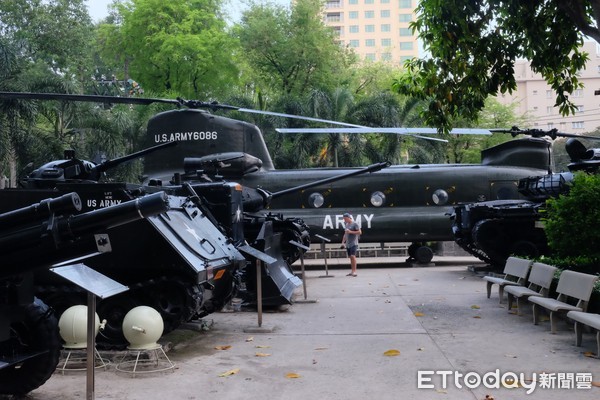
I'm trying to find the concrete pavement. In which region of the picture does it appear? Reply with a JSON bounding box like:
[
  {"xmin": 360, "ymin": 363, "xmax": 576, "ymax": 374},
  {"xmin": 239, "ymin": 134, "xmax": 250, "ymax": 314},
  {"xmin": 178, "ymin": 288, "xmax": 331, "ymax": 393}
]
[{"xmin": 26, "ymin": 260, "xmax": 600, "ymax": 400}]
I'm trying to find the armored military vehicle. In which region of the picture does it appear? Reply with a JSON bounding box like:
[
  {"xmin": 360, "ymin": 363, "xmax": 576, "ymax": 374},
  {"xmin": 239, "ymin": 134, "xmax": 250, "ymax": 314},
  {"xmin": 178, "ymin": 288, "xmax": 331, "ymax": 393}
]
[
  {"xmin": 0, "ymin": 192, "xmax": 169, "ymax": 395},
  {"xmin": 451, "ymin": 133, "xmax": 600, "ymax": 269}
]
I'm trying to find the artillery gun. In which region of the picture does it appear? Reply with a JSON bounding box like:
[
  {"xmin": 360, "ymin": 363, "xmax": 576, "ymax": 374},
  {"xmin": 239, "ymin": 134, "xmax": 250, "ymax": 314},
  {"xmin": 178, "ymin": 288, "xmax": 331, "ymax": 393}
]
[
  {"xmin": 0, "ymin": 192, "xmax": 169, "ymax": 395},
  {"xmin": 451, "ymin": 128, "xmax": 600, "ymax": 269}
]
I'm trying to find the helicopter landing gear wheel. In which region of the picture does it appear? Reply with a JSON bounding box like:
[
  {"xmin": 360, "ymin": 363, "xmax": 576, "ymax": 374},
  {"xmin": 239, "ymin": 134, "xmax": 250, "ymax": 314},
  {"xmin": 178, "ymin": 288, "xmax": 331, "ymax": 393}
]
[
  {"xmin": 0, "ymin": 298, "xmax": 61, "ymax": 396},
  {"xmin": 407, "ymin": 243, "xmax": 434, "ymax": 264},
  {"xmin": 415, "ymin": 246, "xmax": 434, "ymax": 264}
]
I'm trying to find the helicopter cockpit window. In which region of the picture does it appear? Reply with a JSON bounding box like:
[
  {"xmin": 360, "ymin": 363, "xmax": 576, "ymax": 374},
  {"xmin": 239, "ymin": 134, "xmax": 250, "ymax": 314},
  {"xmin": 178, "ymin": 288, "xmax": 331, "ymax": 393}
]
[
  {"xmin": 370, "ymin": 191, "xmax": 386, "ymax": 207},
  {"xmin": 308, "ymin": 192, "xmax": 325, "ymax": 208},
  {"xmin": 432, "ymin": 189, "xmax": 449, "ymax": 205}
]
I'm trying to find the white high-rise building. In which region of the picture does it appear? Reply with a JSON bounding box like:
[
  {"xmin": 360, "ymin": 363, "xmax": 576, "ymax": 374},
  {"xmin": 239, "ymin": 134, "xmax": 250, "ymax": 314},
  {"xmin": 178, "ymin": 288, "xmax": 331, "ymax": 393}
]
[
  {"xmin": 495, "ymin": 41, "xmax": 600, "ymax": 134},
  {"xmin": 322, "ymin": 0, "xmax": 419, "ymax": 64}
]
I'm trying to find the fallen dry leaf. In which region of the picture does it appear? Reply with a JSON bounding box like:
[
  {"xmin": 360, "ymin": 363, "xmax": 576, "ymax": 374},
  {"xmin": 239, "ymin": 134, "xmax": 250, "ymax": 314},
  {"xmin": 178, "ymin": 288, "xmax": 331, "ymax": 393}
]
[
  {"xmin": 214, "ymin": 345, "xmax": 232, "ymax": 351},
  {"xmin": 591, "ymin": 381, "xmax": 600, "ymax": 387},
  {"xmin": 436, "ymin": 389, "xmax": 447, "ymax": 394},
  {"xmin": 286, "ymin": 372, "xmax": 301, "ymax": 379},
  {"xmin": 471, "ymin": 305, "xmax": 480, "ymax": 309},
  {"xmin": 218, "ymin": 368, "xmax": 240, "ymax": 377},
  {"xmin": 383, "ymin": 349, "xmax": 401, "ymax": 356},
  {"xmin": 417, "ymin": 347, "xmax": 425, "ymax": 351},
  {"xmin": 255, "ymin": 352, "xmax": 271, "ymax": 357},
  {"xmin": 246, "ymin": 337, "xmax": 254, "ymax": 342},
  {"xmin": 255, "ymin": 345, "xmax": 270, "ymax": 349},
  {"xmin": 473, "ymin": 315, "xmax": 482, "ymax": 319},
  {"xmin": 583, "ymin": 351, "xmax": 596, "ymax": 358},
  {"xmin": 504, "ymin": 354, "xmax": 518, "ymax": 358},
  {"xmin": 414, "ymin": 312, "xmax": 424, "ymax": 317},
  {"xmin": 314, "ymin": 347, "xmax": 328, "ymax": 351}
]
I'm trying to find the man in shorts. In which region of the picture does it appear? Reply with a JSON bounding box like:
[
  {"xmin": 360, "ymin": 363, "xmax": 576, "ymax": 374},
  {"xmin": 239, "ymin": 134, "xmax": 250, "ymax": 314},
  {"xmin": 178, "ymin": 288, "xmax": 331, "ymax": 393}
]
[{"xmin": 341, "ymin": 213, "xmax": 362, "ymax": 277}]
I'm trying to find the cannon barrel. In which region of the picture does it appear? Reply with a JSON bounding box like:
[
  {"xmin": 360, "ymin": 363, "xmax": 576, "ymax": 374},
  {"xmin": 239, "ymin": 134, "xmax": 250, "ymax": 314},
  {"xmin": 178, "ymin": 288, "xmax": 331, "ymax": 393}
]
[
  {"xmin": 88, "ymin": 141, "xmax": 178, "ymax": 180},
  {"xmin": 271, "ymin": 161, "xmax": 390, "ymax": 198},
  {"xmin": 0, "ymin": 191, "xmax": 169, "ymax": 260},
  {"xmin": 0, "ymin": 193, "xmax": 81, "ymax": 231}
]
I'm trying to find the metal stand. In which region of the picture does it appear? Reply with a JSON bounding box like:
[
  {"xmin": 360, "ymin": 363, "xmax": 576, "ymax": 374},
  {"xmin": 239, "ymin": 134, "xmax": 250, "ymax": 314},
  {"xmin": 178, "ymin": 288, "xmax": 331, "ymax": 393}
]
[
  {"xmin": 238, "ymin": 245, "xmax": 277, "ymax": 333},
  {"xmin": 51, "ymin": 263, "xmax": 128, "ymax": 400},
  {"xmin": 289, "ymin": 240, "xmax": 317, "ymax": 303},
  {"xmin": 115, "ymin": 344, "xmax": 175, "ymax": 375},
  {"xmin": 56, "ymin": 347, "xmax": 108, "ymax": 373},
  {"xmin": 315, "ymin": 234, "xmax": 334, "ymax": 278}
]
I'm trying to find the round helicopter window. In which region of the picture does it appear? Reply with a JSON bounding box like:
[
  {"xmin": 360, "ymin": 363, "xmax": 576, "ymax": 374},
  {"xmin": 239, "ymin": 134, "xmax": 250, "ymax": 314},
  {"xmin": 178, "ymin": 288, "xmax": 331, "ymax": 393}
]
[
  {"xmin": 308, "ymin": 192, "xmax": 325, "ymax": 208},
  {"xmin": 432, "ymin": 189, "xmax": 449, "ymax": 205},
  {"xmin": 370, "ymin": 191, "xmax": 386, "ymax": 207}
]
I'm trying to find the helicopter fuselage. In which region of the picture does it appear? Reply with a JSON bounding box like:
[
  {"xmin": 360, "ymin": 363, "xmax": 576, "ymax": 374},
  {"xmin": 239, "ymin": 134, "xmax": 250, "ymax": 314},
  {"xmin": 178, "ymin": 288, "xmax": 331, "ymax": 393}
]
[{"xmin": 240, "ymin": 162, "xmax": 549, "ymax": 244}]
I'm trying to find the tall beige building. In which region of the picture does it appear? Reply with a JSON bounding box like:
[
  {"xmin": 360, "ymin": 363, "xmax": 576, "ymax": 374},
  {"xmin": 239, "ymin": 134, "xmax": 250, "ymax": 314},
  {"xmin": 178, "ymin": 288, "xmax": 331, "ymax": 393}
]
[
  {"xmin": 496, "ymin": 41, "xmax": 600, "ymax": 134},
  {"xmin": 323, "ymin": 0, "xmax": 419, "ymax": 64}
]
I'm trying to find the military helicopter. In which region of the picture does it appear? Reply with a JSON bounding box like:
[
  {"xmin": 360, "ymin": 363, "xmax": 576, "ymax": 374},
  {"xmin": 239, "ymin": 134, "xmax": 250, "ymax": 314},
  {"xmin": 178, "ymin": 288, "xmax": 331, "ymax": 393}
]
[{"xmin": 0, "ymin": 91, "xmax": 554, "ymax": 264}]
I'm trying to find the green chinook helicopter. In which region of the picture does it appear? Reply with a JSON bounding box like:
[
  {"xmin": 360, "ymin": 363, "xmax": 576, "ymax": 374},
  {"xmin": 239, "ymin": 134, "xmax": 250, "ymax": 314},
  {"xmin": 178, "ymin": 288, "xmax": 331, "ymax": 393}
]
[{"xmin": 0, "ymin": 92, "xmax": 569, "ymax": 264}]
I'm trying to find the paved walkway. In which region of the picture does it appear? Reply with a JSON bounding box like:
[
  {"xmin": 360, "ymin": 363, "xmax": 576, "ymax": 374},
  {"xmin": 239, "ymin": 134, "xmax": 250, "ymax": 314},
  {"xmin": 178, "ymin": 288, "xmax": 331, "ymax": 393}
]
[{"xmin": 26, "ymin": 262, "xmax": 600, "ymax": 400}]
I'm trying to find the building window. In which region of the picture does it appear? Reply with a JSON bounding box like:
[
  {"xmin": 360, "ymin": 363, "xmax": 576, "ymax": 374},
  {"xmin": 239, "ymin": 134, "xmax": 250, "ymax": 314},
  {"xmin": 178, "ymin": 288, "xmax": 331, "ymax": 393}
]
[
  {"xmin": 576, "ymin": 105, "xmax": 584, "ymax": 113},
  {"xmin": 547, "ymin": 123, "xmax": 554, "ymax": 129},
  {"xmin": 365, "ymin": 53, "xmax": 376, "ymax": 61},
  {"xmin": 381, "ymin": 52, "xmax": 392, "ymax": 61},
  {"xmin": 573, "ymin": 89, "xmax": 584, "ymax": 97},
  {"xmin": 381, "ymin": 0, "xmax": 390, "ymax": 3},
  {"xmin": 532, "ymin": 90, "xmax": 538, "ymax": 95},
  {"xmin": 349, "ymin": 40, "xmax": 359, "ymax": 47},
  {"xmin": 399, "ymin": 28, "xmax": 412, "ymax": 36},
  {"xmin": 572, "ymin": 121, "xmax": 584, "ymax": 129},
  {"xmin": 326, "ymin": 13, "xmax": 342, "ymax": 23},
  {"xmin": 349, "ymin": 11, "xmax": 358, "ymax": 19},
  {"xmin": 381, "ymin": 38, "xmax": 392, "ymax": 47},
  {"xmin": 365, "ymin": 0, "xmax": 374, "ymax": 4},
  {"xmin": 399, "ymin": 41, "xmax": 413, "ymax": 50},
  {"xmin": 326, "ymin": 0, "xmax": 341, "ymax": 8},
  {"xmin": 381, "ymin": 10, "xmax": 390, "ymax": 18},
  {"xmin": 546, "ymin": 90, "xmax": 553, "ymax": 99},
  {"xmin": 399, "ymin": 14, "xmax": 412, "ymax": 22},
  {"xmin": 546, "ymin": 106, "xmax": 553, "ymax": 115},
  {"xmin": 349, "ymin": 25, "xmax": 359, "ymax": 33},
  {"xmin": 365, "ymin": 10, "xmax": 375, "ymax": 18},
  {"xmin": 381, "ymin": 24, "xmax": 391, "ymax": 32},
  {"xmin": 365, "ymin": 24, "xmax": 375, "ymax": 33},
  {"xmin": 366, "ymin": 39, "xmax": 376, "ymax": 47},
  {"xmin": 400, "ymin": 55, "xmax": 413, "ymax": 63},
  {"xmin": 399, "ymin": 0, "xmax": 412, "ymax": 8},
  {"xmin": 349, "ymin": 0, "xmax": 358, "ymax": 4}
]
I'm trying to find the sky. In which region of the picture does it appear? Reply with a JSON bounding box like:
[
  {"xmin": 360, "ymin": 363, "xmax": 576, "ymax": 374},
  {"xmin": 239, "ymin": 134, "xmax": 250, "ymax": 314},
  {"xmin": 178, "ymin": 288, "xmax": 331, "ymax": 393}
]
[{"xmin": 86, "ymin": 0, "xmax": 291, "ymax": 23}]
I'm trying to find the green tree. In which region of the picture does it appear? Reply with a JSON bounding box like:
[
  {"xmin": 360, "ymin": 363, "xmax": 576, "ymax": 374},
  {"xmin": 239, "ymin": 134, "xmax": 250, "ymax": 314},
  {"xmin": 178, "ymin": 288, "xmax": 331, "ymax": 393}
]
[
  {"xmin": 393, "ymin": 0, "xmax": 592, "ymax": 132},
  {"xmin": 99, "ymin": 0, "xmax": 239, "ymax": 98},
  {"xmin": 543, "ymin": 172, "xmax": 600, "ymax": 272},
  {"xmin": 236, "ymin": 0, "xmax": 355, "ymax": 97},
  {"xmin": 0, "ymin": 0, "xmax": 94, "ymax": 83}
]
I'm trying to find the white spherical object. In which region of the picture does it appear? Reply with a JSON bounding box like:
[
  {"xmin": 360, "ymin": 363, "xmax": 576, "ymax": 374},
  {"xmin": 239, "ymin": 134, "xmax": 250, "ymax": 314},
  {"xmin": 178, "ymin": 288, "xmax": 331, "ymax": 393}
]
[
  {"xmin": 58, "ymin": 305, "xmax": 101, "ymax": 349},
  {"xmin": 122, "ymin": 306, "xmax": 164, "ymax": 349}
]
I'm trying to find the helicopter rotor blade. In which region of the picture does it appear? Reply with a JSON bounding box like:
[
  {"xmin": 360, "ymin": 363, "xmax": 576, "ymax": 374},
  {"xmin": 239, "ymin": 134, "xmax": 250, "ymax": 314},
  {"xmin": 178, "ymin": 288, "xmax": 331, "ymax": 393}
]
[
  {"xmin": 276, "ymin": 127, "xmax": 491, "ymax": 135},
  {"xmin": 0, "ymin": 91, "xmax": 179, "ymax": 106},
  {"xmin": 276, "ymin": 127, "xmax": 449, "ymax": 142},
  {"xmin": 491, "ymin": 127, "xmax": 600, "ymax": 141}
]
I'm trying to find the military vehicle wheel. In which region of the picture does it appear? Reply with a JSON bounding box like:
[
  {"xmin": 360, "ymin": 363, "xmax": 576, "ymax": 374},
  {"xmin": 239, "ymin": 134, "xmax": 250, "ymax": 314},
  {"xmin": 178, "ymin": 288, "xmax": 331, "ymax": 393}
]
[
  {"xmin": 414, "ymin": 246, "xmax": 434, "ymax": 264},
  {"xmin": 96, "ymin": 293, "xmax": 141, "ymax": 348},
  {"xmin": 0, "ymin": 298, "xmax": 61, "ymax": 395}
]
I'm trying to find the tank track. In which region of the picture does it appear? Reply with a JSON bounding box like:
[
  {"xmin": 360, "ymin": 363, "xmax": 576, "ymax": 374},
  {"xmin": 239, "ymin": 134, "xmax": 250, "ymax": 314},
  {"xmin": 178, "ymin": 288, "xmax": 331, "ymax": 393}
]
[{"xmin": 454, "ymin": 237, "xmax": 493, "ymax": 265}]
